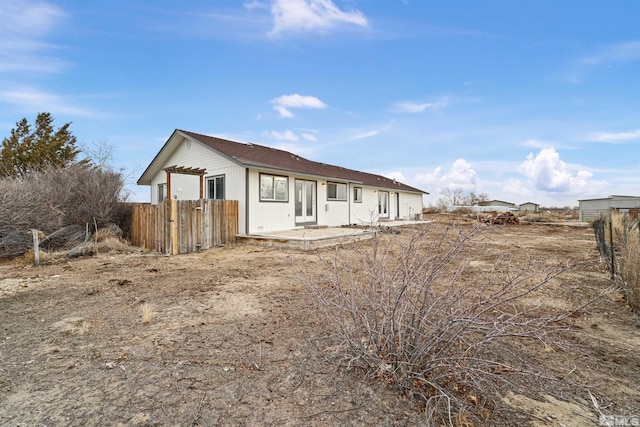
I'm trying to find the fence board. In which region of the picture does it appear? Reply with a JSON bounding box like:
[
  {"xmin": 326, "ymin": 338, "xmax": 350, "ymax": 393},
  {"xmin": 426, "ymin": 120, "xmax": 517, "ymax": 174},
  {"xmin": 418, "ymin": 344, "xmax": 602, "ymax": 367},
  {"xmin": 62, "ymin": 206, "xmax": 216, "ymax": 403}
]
[{"xmin": 130, "ymin": 199, "xmax": 238, "ymax": 254}]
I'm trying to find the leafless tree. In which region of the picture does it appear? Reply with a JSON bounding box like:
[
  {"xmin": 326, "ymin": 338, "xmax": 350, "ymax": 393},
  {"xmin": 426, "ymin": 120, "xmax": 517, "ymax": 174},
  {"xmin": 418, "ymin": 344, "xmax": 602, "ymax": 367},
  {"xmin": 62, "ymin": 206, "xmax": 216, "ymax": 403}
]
[{"xmin": 438, "ymin": 187, "xmax": 465, "ymax": 206}]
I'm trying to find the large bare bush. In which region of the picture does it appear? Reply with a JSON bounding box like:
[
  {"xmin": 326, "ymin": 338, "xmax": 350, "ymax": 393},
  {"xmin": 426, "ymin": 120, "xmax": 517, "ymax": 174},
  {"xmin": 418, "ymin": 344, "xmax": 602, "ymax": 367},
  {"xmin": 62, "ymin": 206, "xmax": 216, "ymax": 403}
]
[
  {"xmin": 0, "ymin": 163, "xmax": 127, "ymax": 255},
  {"xmin": 300, "ymin": 224, "xmax": 589, "ymax": 424}
]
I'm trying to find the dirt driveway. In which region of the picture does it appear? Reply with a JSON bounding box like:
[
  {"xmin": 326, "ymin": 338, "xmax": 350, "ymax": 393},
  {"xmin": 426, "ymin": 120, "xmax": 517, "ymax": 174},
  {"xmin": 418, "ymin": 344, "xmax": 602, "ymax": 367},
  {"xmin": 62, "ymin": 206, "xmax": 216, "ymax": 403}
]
[{"xmin": 1, "ymin": 220, "xmax": 638, "ymax": 426}]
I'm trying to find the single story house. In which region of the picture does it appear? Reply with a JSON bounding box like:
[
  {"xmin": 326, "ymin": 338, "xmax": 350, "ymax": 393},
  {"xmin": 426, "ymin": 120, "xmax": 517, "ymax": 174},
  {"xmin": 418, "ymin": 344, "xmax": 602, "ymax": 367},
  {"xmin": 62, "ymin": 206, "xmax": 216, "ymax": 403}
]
[
  {"xmin": 518, "ymin": 202, "xmax": 539, "ymax": 213},
  {"xmin": 578, "ymin": 195, "xmax": 640, "ymax": 221},
  {"xmin": 137, "ymin": 129, "xmax": 427, "ymax": 235}
]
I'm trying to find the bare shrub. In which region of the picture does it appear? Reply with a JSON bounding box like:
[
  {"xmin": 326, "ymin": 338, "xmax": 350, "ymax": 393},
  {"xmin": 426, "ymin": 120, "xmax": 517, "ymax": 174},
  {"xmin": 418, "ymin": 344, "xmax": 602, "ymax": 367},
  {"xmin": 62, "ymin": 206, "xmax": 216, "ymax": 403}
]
[
  {"xmin": 0, "ymin": 163, "xmax": 127, "ymax": 256},
  {"xmin": 300, "ymin": 223, "xmax": 584, "ymax": 423},
  {"xmin": 422, "ymin": 207, "xmax": 441, "ymax": 215}
]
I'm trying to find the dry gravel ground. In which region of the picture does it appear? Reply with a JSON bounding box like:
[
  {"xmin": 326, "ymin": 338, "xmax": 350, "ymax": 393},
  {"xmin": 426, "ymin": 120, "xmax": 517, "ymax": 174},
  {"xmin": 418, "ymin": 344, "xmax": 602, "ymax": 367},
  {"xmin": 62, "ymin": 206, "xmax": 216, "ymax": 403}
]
[{"xmin": 0, "ymin": 219, "xmax": 638, "ymax": 426}]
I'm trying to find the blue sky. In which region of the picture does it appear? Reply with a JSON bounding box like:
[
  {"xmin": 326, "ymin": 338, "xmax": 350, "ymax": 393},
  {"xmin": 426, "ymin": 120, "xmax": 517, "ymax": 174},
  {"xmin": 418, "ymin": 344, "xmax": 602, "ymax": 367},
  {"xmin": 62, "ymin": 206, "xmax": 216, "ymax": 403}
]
[{"xmin": 1, "ymin": 0, "xmax": 638, "ymax": 207}]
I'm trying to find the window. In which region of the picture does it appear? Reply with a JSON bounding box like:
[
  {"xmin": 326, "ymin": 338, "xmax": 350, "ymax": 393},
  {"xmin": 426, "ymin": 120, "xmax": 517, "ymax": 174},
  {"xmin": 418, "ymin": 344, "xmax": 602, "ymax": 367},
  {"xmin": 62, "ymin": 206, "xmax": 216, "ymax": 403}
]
[
  {"xmin": 207, "ymin": 175, "xmax": 225, "ymax": 200},
  {"xmin": 353, "ymin": 186, "xmax": 362, "ymax": 203},
  {"xmin": 327, "ymin": 182, "xmax": 347, "ymax": 201},
  {"xmin": 260, "ymin": 174, "xmax": 288, "ymax": 202},
  {"xmin": 158, "ymin": 183, "xmax": 167, "ymax": 202}
]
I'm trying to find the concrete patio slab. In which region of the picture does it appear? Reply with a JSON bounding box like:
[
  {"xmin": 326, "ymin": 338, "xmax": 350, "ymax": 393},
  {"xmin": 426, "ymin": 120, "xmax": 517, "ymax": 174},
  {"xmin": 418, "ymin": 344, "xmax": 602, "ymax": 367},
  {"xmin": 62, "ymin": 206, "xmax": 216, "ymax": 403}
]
[{"xmin": 236, "ymin": 220, "xmax": 431, "ymax": 250}]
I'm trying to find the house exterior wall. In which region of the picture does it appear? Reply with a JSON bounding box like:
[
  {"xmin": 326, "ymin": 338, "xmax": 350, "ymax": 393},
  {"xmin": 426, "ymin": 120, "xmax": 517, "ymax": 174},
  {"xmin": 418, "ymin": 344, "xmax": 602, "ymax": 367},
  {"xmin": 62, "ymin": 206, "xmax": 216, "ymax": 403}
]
[
  {"xmin": 350, "ymin": 185, "xmax": 380, "ymax": 224},
  {"xmin": 398, "ymin": 192, "xmax": 423, "ymax": 220},
  {"xmin": 317, "ymin": 179, "xmax": 350, "ymax": 227},
  {"xmin": 348, "ymin": 186, "xmax": 423, "ymax": 224},
  {"xmin": 149, "ymin": 138, "xmax": 248, "ymax": 233},
  {"xmin": 245, "ymin": 170, "xmax": 424, "ymax": 233},
  {"xmin": 579, "ymin": 196, "xmax": 640, "ymax": 221},
  {"xmin": 246, "ymin": 171, "xmax": 352, "ymax": 233},
  {"xmin": 247, "ymin": 169, "xmax": 292, "ymax": 233}
]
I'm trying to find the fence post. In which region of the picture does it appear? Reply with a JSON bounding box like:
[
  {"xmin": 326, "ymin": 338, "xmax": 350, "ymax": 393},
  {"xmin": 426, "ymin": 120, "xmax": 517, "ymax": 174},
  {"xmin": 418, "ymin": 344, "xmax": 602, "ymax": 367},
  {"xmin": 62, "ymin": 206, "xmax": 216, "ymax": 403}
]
[
  {"xmin": 171, "ymin": 199, "xmax": 178, "ymax": 255},
  {"xmin": 31, "ymin": 229, "xmax": 40, "ymax": 267},
  {"xmin": 609, "ymin": 210, "xmax": 615, "ymax": 280}
]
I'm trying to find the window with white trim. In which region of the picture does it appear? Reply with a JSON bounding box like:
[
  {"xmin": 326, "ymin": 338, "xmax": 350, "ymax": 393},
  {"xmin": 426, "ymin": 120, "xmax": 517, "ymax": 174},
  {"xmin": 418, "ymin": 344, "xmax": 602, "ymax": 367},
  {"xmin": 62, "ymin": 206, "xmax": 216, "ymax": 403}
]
[
  {"xmin": 260, "ymin": 174, "xmax": 288, "ymax": 202},
  {"xmin": 158, "ymin": 183, "xmax": 167, "ymax": 202},
  {"xmin": 207, "ymin": 175, "xmax": 225, "ymax": 200},
  {"xmin": 327, "ymin": 182, "xmax": 347, "ymax": 201},
  {"xmin": 353, "ymin": 186, "xmax": 362, "ymax": 203}
]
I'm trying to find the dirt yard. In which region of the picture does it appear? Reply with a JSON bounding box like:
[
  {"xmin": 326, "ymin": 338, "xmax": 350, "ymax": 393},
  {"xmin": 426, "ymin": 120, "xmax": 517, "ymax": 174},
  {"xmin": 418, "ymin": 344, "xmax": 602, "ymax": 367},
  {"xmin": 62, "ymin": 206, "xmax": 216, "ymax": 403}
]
[{"xmin": 1, "ymin": 219, "xmax": 638, "ymax": 426}]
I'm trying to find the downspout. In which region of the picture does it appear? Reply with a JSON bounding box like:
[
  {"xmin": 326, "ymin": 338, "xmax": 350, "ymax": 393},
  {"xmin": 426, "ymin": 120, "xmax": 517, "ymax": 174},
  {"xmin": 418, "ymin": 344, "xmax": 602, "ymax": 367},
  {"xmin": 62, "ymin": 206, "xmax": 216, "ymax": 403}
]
[
  {"xmin": 245, "ymin": 168, "xmax": 250, "ymax": 235},
  {"xmin": 348, "ymin": 182, "xmax": 351, "ymax": 225}
]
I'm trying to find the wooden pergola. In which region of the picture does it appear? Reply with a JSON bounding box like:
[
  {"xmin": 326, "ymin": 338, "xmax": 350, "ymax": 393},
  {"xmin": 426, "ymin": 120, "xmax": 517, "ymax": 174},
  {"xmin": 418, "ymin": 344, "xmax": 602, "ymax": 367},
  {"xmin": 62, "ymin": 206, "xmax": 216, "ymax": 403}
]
[{"xmin": 163, "ymin": 165, "xmax": 207, "ymax": 199}]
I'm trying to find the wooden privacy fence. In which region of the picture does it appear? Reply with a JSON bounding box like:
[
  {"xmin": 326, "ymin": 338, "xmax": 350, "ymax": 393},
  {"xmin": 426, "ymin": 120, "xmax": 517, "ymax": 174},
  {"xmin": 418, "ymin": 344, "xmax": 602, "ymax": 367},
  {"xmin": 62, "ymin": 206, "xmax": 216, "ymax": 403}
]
[{"xmin": 130, "ymin": 199, "xmax": 238, "ymax": 254}]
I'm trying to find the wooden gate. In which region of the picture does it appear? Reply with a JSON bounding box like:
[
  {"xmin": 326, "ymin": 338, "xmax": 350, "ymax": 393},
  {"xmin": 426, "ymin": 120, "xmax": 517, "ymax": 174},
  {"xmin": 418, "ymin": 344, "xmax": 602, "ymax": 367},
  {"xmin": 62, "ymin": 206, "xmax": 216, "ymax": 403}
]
[{"xmin": 130, "ymin": 199, "xmax": 238, "ymax": 254}]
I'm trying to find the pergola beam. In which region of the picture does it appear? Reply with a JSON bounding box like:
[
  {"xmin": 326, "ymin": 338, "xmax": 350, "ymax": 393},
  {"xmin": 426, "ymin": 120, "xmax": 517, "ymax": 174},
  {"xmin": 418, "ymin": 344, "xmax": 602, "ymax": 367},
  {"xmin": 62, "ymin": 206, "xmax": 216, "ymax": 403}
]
[
  {"xmin": 163, "ymin": 165, "xmax": 207, "ymax": 201},
  {"xmin": 163, "ymin": 165, "xmax": 207, "ymax": 176}
]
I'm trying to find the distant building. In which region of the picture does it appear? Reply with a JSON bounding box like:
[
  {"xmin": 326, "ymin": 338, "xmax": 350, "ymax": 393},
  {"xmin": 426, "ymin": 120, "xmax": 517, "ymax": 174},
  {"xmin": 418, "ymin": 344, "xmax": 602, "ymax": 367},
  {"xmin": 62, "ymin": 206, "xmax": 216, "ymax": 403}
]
[
  {"xmin": 518, "ymin": 202, "xmax": 539, "ymax": 213},
  {"xmin": 479, "ymin": 200, "xmax": 516, "ymax": 209},
  {"xmin": 578, "ymin": 195, "xmax": 640, "ymax": 221}
]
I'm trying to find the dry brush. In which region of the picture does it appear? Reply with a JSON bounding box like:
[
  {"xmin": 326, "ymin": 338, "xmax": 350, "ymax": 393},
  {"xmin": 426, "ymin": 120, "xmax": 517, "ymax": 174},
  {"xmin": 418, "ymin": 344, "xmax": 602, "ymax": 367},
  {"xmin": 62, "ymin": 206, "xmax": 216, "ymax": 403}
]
[
  {"xmin": 300, "ymin": 223, "xmax": 596, "ymax": 424},
  {"xmin": 0, "ymin": 163, "xmax": 128, "ymax": 256}
]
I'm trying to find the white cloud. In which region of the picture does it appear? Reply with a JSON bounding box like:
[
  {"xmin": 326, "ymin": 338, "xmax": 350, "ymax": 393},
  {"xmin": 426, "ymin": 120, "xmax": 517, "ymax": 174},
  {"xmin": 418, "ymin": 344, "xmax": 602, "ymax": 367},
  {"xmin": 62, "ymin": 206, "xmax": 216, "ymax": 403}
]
[
  {"xmin": 0, "ymin": 87, "xmax": 96, "ymax": 116},
  {"xmin": 273, "ymin": 104, "xmax": 295, "ymax": 118},
  {"xmin": 500, "ymin": 178, "xmax": 534, "ymax": 199},
  {"xmin": 243, "ymin": 1, "xmax": 268, "ymax": 11},
  {"xmin": 0, "ymin": 0, "xmax": 68, "ymax": 74},
  {"xmin": 392, "ymin": 97, "xmax": 449, "ymax": 113},
  {"xmin": 1, "ymin": 0, "xmax": 65, "ymax": 37},
  {"xmin": 581, "ymin": 40, "xmax": 640, "ymax": 66},
  {"xmin": 414, "ymin": 159, "xmax": 478, "ymax": 194},
  {"xmin": 268, "ymin": 0, "xmax": 368, "ymax": 35},
  {"xmin": 384, "ymin": 171, "xmax": 406, "ymax": 183},
  {"xmin": 349, "ymin": 130, "xmax": 379, "ymax": 140},
  {"xmin": 518, "ymin": 147, "xmax": 606, "ymax": 193},
  {"xmin": 563, "ymin": 40, "xmax": 640, "ymax": 83},
  {"xmin": 588, "ymin": 129, "xmax": 640, "ymax": 143},
  {"xmin": 271, "ymin": 129, "xmax": 299, "ymax": 141},
  {"xmin": 301, "ymin": 133, "xmax": 317, "ymax": 141},
  {"xmin": 270, "ymin": 93, "xmax": 327, "ymax": 117}
]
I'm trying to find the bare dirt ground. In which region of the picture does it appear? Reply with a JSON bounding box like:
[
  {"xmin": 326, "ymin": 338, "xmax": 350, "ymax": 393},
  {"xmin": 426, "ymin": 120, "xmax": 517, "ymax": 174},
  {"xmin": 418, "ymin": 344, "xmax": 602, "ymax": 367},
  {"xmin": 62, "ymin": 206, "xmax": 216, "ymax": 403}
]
[{"xmin": 1, "ymin": 218, "xmax": 638, "ymax": 426}]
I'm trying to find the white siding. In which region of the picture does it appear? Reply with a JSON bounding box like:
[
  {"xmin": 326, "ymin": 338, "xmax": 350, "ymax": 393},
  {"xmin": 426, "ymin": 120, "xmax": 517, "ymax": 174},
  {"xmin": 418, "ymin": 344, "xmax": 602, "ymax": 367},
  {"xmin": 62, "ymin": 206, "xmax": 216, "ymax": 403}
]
[
  {"xmin": 247, "ymin": 169, "xmax": 295, "ymax": 233},
  {"xmin": 317, "ymin": 180, "xmax": 350, "ymax": 227},
  {"xmin": 149, "ymin": 137, "xmax": 248, "ymax": 234},
  {"xmin": 349, "ymin": 186, "xmax": 423, "ymax": 224},
  {"xmin": 398, "ymin": 192, "xmax": 423, "ymax": 220},
  {"xmin": 350, "ymin": 186, "xmax": 381, "ymax": 224}
]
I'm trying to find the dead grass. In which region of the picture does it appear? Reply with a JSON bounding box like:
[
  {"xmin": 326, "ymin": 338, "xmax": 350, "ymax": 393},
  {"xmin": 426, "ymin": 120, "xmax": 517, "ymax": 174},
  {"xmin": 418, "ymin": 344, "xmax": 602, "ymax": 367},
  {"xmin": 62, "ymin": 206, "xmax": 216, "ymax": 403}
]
[
  {"xmin": 94, "ymin": 237, "xmax": 137, "ymax": 254},
  {"xmin": 22, "ymin": 248, "xmax": 50, "ymax": 265},
  {"xmin": 618, "ymin": 223, "xmax": 640, "ymax": 310},
  {"xmin": 141, "ymin": 303, "xmax": 152, "ymax": 324}
]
